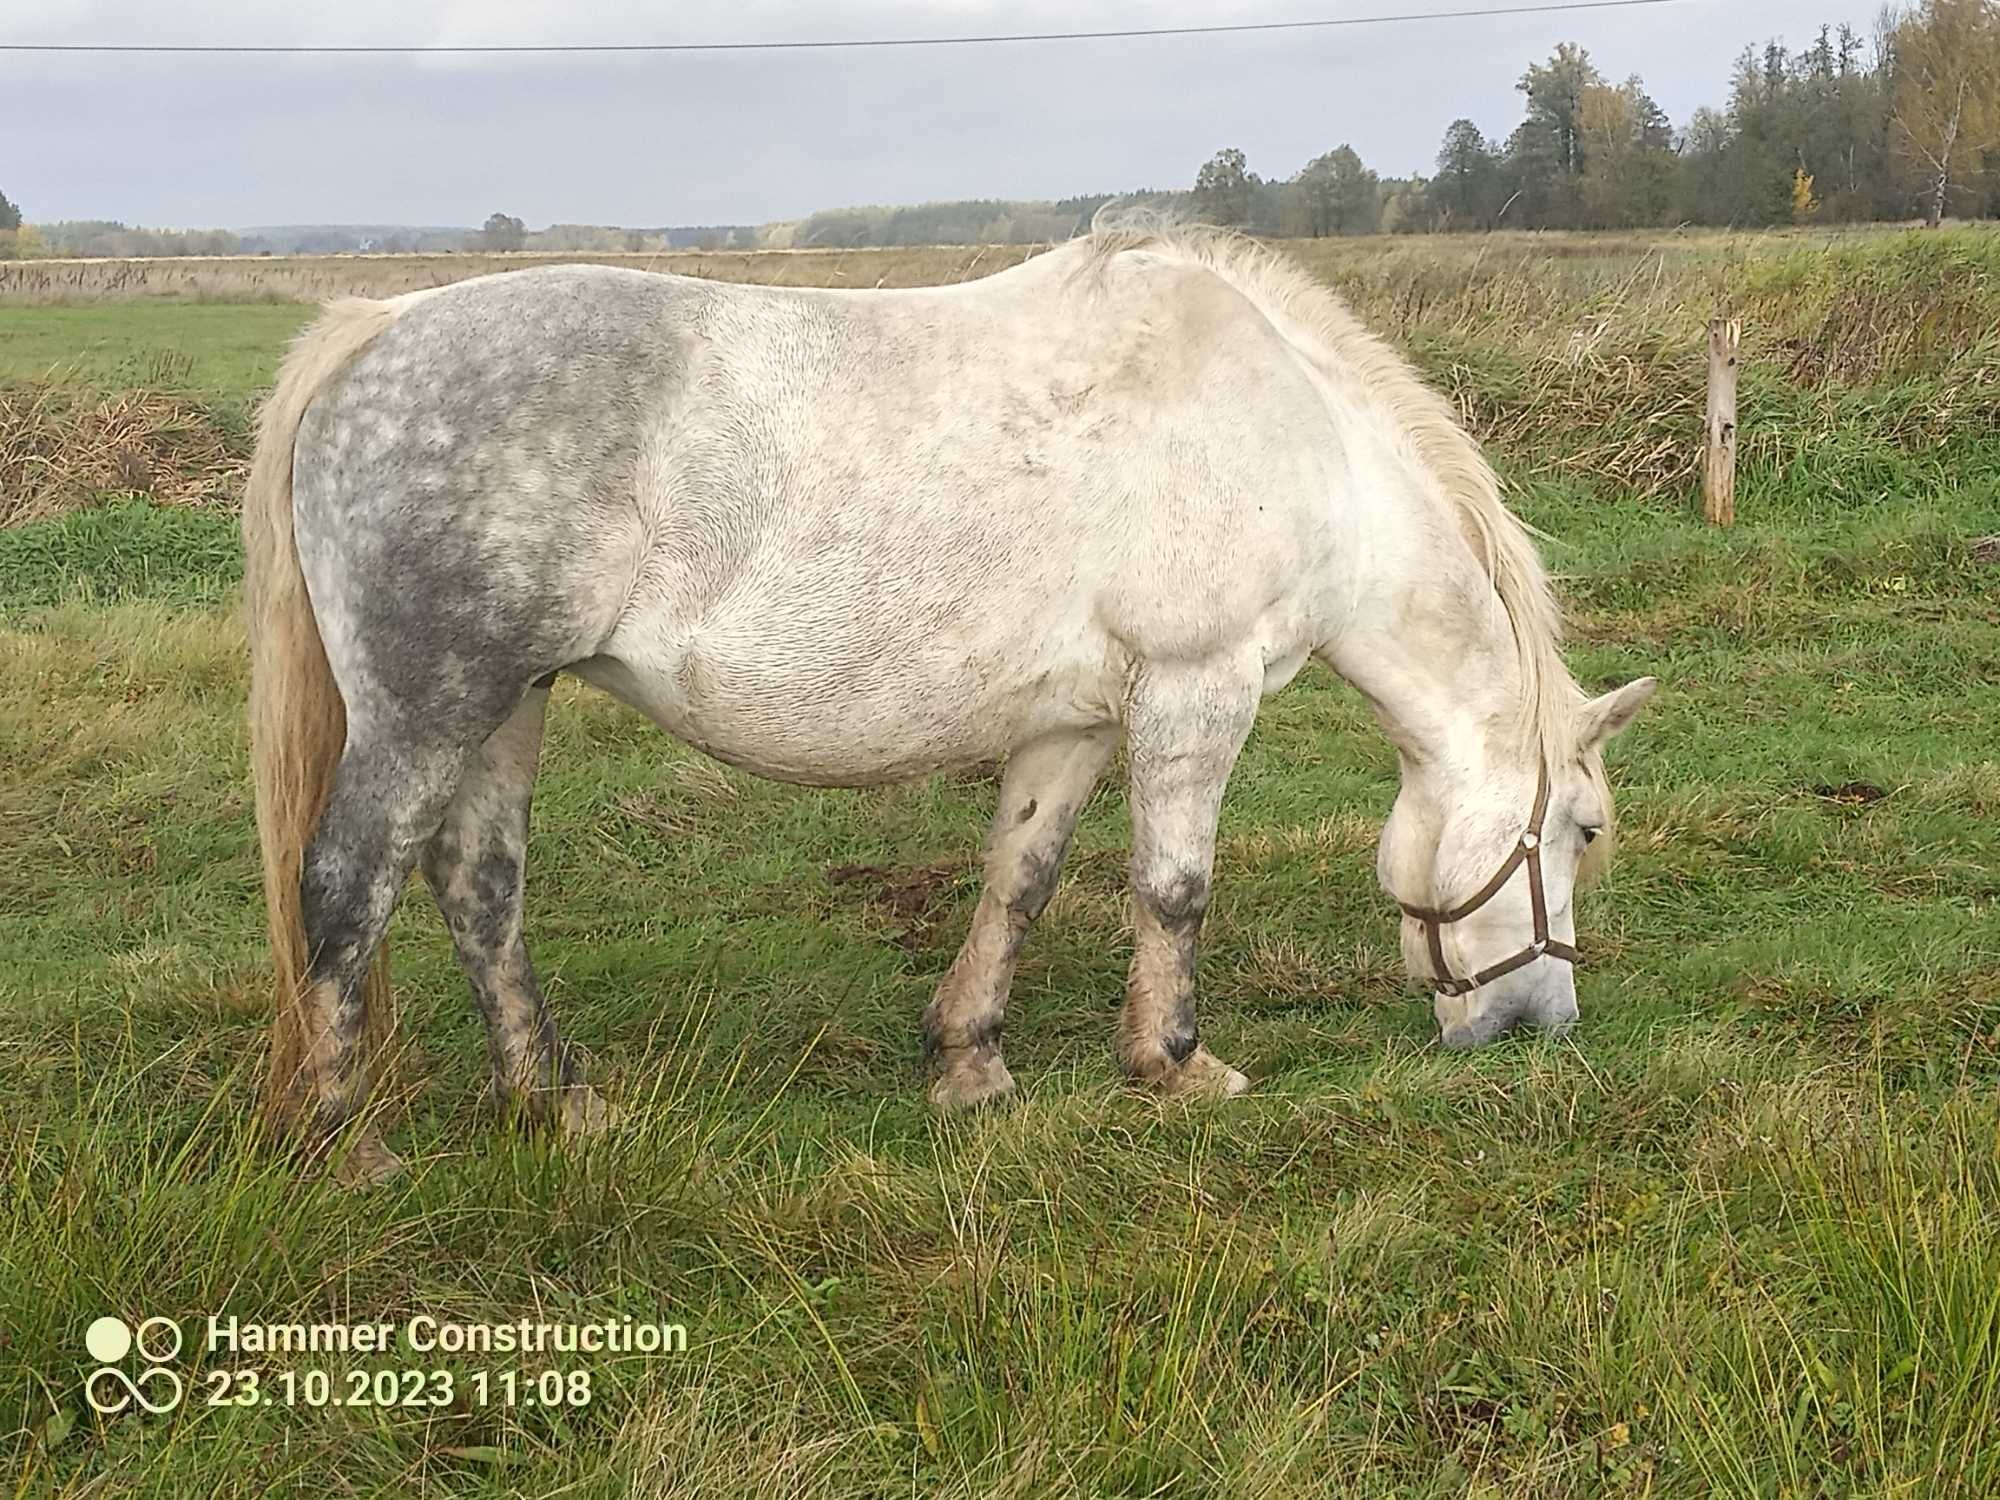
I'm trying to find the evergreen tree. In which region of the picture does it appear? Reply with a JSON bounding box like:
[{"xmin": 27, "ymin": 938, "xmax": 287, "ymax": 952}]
[
  {"xmin": 1193, "ymin": 148, "xmax": 1258, "ymax": 227},
  {"xmin": 1296, "ymin": 146, "xmax": 1382, "ymax": 236},
  {"xmin": 480, "ymin": 213, "xmax": 527, "ymax": 251},
  {"xmin": 1434, "ymin": 120, "xmax": 1501, "ymax": 229},
  {"xmin": 1509, "ymin": 44, "xmax": 1607, "ymax": 226}
]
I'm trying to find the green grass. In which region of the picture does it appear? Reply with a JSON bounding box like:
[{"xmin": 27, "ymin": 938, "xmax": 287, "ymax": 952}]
[
  {"xmin": 3, "ymin": 275, "xmax": 2000, "ymax": 1496},
  {"xmin": 0, "ymin": 501, "xmax": 241, "ymax": 610},
  {"xmin": 0, "ymin": 303, "xmax": 312, "ymax": 411}
]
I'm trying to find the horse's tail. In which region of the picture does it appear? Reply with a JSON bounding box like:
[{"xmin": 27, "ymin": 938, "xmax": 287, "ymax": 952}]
[{"xmin": 244, "ymin": 297, "xmax": 401, "ymax": 1130}]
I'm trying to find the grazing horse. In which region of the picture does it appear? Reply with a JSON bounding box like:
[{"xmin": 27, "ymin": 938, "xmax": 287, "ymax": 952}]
[{"xmin": 244, "ymin": 223, "xmax": 1654, "ymax": 1182}]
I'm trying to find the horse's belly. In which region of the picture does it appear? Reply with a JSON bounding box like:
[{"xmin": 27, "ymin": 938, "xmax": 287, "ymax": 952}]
[{"xmin": 571, "ymin": 635, "xmax": 1114, "ymax": 788}]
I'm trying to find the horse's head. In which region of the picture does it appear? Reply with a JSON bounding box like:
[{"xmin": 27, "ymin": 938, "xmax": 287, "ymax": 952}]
[{"xmin": 1379, "ymin": 677, "xmax": 1656, "ymax": 1048}]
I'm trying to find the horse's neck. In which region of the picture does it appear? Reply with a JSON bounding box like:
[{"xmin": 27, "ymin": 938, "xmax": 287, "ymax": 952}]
[{"xmin": 1319, "ymin": 486, "xmax": 1527, "ymax": 772}]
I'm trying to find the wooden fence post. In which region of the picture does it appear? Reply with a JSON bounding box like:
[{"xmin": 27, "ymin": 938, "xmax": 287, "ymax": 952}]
[{"xmin": 1703, "ymin": 316, "xmax": 1740, "ymax": 527}]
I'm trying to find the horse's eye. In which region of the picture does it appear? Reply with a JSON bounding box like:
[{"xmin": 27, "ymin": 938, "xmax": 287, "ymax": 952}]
[{"xmin": 1581, "ymin": 826, "xmax": 1602, "ymax": 845}]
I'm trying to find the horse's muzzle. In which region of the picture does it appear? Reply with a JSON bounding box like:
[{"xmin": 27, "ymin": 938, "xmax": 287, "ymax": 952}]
[{"xmin": 1435, "ymin": 986, "xmax": 1578, "ymax": 1049}]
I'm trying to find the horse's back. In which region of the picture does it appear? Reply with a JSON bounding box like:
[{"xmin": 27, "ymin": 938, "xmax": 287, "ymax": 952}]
[
  {"xmin": 290, "ymin": 252, "xmax": 1339, "ymax": 778},
  {"xmin": 598, "ymin": 250, "xmax": 1334, "ymax": 780}
]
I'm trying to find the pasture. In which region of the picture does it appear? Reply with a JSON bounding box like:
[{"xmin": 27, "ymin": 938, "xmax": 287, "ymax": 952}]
[{"xmin": 2, "ymin": 229, "xmax": 1998, "ymax": 1496}]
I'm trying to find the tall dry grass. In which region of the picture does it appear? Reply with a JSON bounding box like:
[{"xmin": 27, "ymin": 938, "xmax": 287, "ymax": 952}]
[
  {"xmin": 4, "ymin": 224, "xmax": 1997, "ymax": 521},
  {"xmin": 0, "ymin": 384, "xmax": 244, "ymax": 527},
  {"xmin": 1292, "ymin": 226, "xmax": 2000, "ymax": 499},
  {"xmin": 0, "ymin": 244, "xmax": 1043, "ymax": 306}
]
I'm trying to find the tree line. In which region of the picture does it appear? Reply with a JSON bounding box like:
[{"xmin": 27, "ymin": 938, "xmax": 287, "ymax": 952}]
[
  {"xmin": 784, "ymin": 0, "xmax": 2000, "ymax": 242},
  {"xmin": 0, "ymin": 219, "xmax": 243, "ymax": 259},
  {"xmin": 1205, "ymin": 0, "xmax": 2000, "ymax": 233}
]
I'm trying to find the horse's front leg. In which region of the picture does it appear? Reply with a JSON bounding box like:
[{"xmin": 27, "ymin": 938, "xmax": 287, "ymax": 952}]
[
  {"xmin": 1119, "ymin": 661, "xmax": 1258, "ymax": 1097},
  {"xmin": 925, "ymin": 728, "xmax": 1118, "ymax": 1109}
]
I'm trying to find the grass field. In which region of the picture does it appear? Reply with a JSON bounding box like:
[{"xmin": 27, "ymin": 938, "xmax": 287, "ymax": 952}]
[{"xmin": 3, "ymin": 231, "xmax": 2000, "ymax": 1496}]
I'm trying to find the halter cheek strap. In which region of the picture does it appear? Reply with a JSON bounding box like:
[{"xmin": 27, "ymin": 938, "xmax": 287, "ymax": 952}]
[{"xmin": 1395, "ymin": 759, "xmax": 1580, "ymax": 998}]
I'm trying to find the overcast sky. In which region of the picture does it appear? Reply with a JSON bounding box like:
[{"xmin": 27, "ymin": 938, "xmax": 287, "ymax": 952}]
[{"xmin": 8, "ymin": 1, "xmax": 1891, "ymax": 229}]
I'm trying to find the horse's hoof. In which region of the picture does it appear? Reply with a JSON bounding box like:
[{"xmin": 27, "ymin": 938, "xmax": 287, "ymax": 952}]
[
  {"xmin": 331, "ymin": 1129, "xmax": 406, "ymax": 1188},
  {"xmin": 930, "ymin": 1055, "xmax": 1017, "ymax": 1112},
  {"xmin": 1154, "ymin": 1046, "xmax": 1251, "ymax": 1100},
  {"xmin": 558, "ymin": 1085, "xmax": 618, "ymax": 1139}
]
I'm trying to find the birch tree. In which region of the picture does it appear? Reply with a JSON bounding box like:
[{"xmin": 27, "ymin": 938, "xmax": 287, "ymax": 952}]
[{"xmin": 1891, "ymin": 0, "xmax": 2000, "ymax": 226}]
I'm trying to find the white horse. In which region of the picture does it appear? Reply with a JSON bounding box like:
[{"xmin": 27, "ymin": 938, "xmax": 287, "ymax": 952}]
[{"xmin": 243, "ymin": 222, "xmax": 1655, "ymax": 1181}]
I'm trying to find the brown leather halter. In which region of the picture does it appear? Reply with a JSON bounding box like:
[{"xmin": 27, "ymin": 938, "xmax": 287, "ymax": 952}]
[{"xmin": 1397, "ymin": 759, "xmax": 1579, "ymax": 998}]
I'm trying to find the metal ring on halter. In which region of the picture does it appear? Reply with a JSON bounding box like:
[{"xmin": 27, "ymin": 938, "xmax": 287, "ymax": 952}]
[{"xmin": 1396, "ymin": 759, "xmax": 1580, "ymax": 997}]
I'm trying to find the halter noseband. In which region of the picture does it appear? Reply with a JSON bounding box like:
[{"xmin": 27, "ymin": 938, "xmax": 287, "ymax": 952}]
[{"xmin": 1396, "ymin": 759, "xmax": 1579, "ymax": 998}]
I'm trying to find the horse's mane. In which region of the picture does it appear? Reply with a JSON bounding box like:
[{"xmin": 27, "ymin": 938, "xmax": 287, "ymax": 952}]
[{"xmin": 1071, "ymin": 213, "xmax": 1580, "ymax": 762}]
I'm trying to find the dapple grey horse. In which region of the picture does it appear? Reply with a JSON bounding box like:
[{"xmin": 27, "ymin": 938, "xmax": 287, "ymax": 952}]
[{"xmin": 243, "ymin": 224, "xmax": 1654, "ymax": 1182}]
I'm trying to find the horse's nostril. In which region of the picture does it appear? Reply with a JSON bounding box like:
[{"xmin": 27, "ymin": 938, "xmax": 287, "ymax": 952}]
[
  {"xmin": 1439, "ymin": 1012, "xmax": 1515, "ymax": 1049},
  {"xmin": 1439, "ymin": 1022, "xmax": 1482, "ymax": 1051},
  {"xmin": 1525, "ymin": 994, "xmax": 1579, "ymax": 1034},
  {"xmin": 1440, "ymin": 1012, "xmax": 1544, "ymax": 1056}
]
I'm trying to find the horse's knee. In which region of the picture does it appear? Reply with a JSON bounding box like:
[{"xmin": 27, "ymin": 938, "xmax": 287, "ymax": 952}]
[
  {"xmin": 1135, "ymin": 866, "xmax": 1210, "ymax": 931},
  {"xmin": 300, "ymin": 846, "xmax": 393, "ymax": 984},
  {"xmin": 1003, "ymin": 837, "xmax": 1070, "ymax": 926}
]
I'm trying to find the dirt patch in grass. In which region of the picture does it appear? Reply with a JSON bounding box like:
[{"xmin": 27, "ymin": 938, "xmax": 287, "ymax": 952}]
[
  {"xmin": 1810, "ymin": 781, "xmax": 1889, "ymax": 805},
  {"xmin": 826, "ymin": 859, "xmax": 968, "ymax": 950},
  {"xmin": 0, "ymin": 381, "xmax": 246, "ymax": 527}
]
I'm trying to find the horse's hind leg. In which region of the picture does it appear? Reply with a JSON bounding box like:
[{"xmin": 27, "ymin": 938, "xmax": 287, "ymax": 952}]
[
  {"xmin": 925, "ymin": 728, "xmax": 1118, "ymax": 1109},
  {"xmin": 297, "ymin": 733, "xmax": 469, "ymax": 1184},
  {"xmin": 1119, "ymin": 662, "xmax": 1257, "ymax": 1097},
  {"xmin": 421, "ymin": 683, "xmax": 611, "ymax": 1137}
]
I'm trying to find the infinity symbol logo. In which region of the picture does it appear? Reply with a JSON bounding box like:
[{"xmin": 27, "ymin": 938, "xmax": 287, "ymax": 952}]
[
  {"xmin": 85, "ymin": 1362, "xmax": 185, "ymax": 1415},
  {"xmin": 83, "ymin": 1315, "xmax": 185, "ymax": 1414}
]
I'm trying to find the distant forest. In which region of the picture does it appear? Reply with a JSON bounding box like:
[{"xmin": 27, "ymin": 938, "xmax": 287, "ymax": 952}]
[
  {"xmin": 2, "ymin": 1, "xmax": 1996, "ymax": 260},
  {"xmin": 792, "ymin": 2, "xmax": 2000, "ymax": 245}
]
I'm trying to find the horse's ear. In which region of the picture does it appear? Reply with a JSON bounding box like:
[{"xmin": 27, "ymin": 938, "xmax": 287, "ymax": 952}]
[{"xmin": 1578, "ymin": 677, "xmax": 1658, "ymax": 749}]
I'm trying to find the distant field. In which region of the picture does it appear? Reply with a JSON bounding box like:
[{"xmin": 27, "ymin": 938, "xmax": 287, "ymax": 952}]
[
  {"xmin": 4, "ymin": 228, "xmax": 2000, "ymax": 1495},
  {"xmin": 0, "ymin": 221, "xmax": 1946, "ymax": 308},
  {"xmin": 0, "ymin": 242, "xmax": 1044, "ymax": 307}
]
